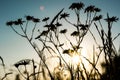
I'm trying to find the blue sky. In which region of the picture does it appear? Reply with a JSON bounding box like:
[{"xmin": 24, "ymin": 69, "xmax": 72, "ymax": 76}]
[{"xmin": 0, "ymin": 0, "xmax": 120, "ymax": 66}]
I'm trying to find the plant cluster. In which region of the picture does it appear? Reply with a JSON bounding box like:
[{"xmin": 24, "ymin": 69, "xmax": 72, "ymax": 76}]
[{"xmin": 1, "ymin": 1, "xmax": 119, "ymax": 80}]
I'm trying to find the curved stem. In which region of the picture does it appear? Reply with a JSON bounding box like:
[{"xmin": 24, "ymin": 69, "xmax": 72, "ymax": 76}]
[
  {"xmin": 10, "ymin": 26, "xmax": 25, "ymax": 37},
  {"xmin": 17, "ymin": 68, "xmax": 27, "ymax": 79}
]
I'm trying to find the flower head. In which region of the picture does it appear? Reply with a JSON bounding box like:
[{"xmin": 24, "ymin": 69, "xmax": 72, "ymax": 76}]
[
  {"xmin": 6, "ymin": 21, "xmax": 14, "ymax": 26},
  {"xmin": 71, "ymin": 31, "xmax": 79, "ymax": 36},
  {"xmin": 105, "ymin": 16, "xmax": 119, "ymax": 22},
  {"xmin": 94, "ymin": 7, "xmax": 101, "ymax": 12},
  {"xmin": 93, "ymin": 15, "xmax": 103, "ymax": 21},
  {"xmin": 40, "ymin": 30, "xmax": 49, "ymax": 36},
  {"xmin": 69, "ymin": 2, "xmax": 84, "ymax": 10},
  {"xmin": 84, "ymin": 5, "xmax": 95, "ymax": 13},
  {"xmin": 42, "ymin": 17, "xmax": 49, "ymax": 22},
  {"xmin": 17, "ymin": 18, "xmax": 25, "ymax": 25},
  {"xmin": 32, "ymin": 18, "xmax": 40, "ymax": 23},
  {"xmin": 14, "ymin": 59, "xmax": 31, "ymax": 68},
  {"xmin": 60, "ymin": 29, "xmax": 67, "ymax": 34},
  {"xmin": 49, "ymin": 24, "xmax": 56, "ymax": 31},
  {"xmin": 25, "ymin": 15, "xmax": 34, "ymax": 21},
  {"xmin": 60, "ymin": 13, "xmax": 69, "ymax": 19},
  {"xmin": 55, "ymin": 22, "xmax": 62, "ymax": 27}
]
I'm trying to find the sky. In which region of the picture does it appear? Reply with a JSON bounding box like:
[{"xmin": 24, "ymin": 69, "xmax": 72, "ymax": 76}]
[{"xmin": 0, "ymin": 0, "xmax": 120, "ymax": 68}]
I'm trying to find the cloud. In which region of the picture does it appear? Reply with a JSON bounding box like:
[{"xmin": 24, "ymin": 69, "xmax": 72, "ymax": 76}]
[{"xmin": 40, "ymin": 6, "xmax": 45, "ymax": 11}]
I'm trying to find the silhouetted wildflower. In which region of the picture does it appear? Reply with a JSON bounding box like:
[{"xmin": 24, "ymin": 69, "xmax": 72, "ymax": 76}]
[
  {"xmin": 94, "ymin": 7, "xmax": 101, "ymax": 12},
  {"xmin": 71, "ymin": 31, "xmax": 79, "ymax": 36},
  {"xmin": 6, "ymin": 19, "xmax": 25, "ymax": 26},
  {"xmin": 14, "ymin": 59, "xmax": 31, "ymax": 68},
  {"xmin": 84, "ymin": 5, "xmax": 95, "ymax": 13},
  {"xmin": 42, "ymin": 17, "xmax": 49, "ymax": 22},
  {"xmin": 6, "ymin": 21, "xmax": 14, "ymax": 26},
  {"xmin": 63, "ymin": 49, "xmax": 74, "ymax": 54},
  {"xmin": 80, "ymin": 27, "xmax": 87, "ymax": 31},
  {"xmin": 35, "ymin": 30, "xmax": 49, "ymax": 39},
  {"xmin": 60, "ymin": 13, "xmax": 69, "ymax": 19},
  {"xmin": 44, "ymin": 24, "xmax": 50, "ymax": 28},
  {"xmin": 55, "ymin": 22, "xmax": 62, "ymax": 27},
  {"xmin": 105, "ymin": 16, "xmax": 119, "ymax": 22},
  {"xmin": 72, "ymin": 45, "xmax": 81, "ymax": 51},
  {"xmin": 93, "ymin": 15, "xmax": 103, "ymax": 21},
  {"xmin": 69, "ymin": 2, "xmax": 84, "ymax": 10},
  {"xmin": 17, "ymin": 18, "xmax": 25, "ymax": 25},
  {"xmin": 14, "ymin": 63, "xmax": 19, "ymax": 68},
  {"xmin": 25, "ymin": 15, "xmax": 34, "ymax": 21},
  {"xmin": 49, "ymin": 24, "xmax": 56, "ymax": 31},
  {"xmin": 32, "ymin": 18, "xmax": 40, "ymax": 23},
  {"xmin": 60, "ymin": 29, "xmax": 67, "ymax": 34},
  {"xmin": 40, "ymin": 30, "xmax": 49, "ymax": 36},
  {"xmin": 79, "ymin": 24, "xmax": 88, "ymax": 30},
  {"xmin": 13, "ymin": 21, "xmax": 19, "ymax": 25}
]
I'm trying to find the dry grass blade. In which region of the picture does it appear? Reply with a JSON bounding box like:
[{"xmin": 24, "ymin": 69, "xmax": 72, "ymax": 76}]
[
  {"xmin": 1, "ymin": 72, "xmax": 12, "ymax": 80},
  {"xmin": 0, "ymin": 56, "xmax": 5, "ymax": 66}
]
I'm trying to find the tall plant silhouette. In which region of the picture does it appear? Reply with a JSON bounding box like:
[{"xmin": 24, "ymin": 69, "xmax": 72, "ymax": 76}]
[{"xmin": 5, "ymin": 1, "xmax": 120, "ymax": 80}]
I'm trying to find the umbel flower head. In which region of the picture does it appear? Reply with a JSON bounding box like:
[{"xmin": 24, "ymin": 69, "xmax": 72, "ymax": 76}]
[
  {"xmin": 25, "ymin": 15, "xmax": 40, "ymax": 23},
  {"xmin": 55, "ymin": 22, "xmax": 62, "ymax": 27},
  {"xmin": 104, "ymin": 14, "xmax": 119, "ymax": 22},
  {"xmin": 60, "ymin": 12, "xmax": 69, "ymax": 19},
  {"xmin": 42, "ymin": 17, "xmax": 49, "ymax": 22},
  {"xmin": 6, "ymin": 18, "xmax": 25, "ymax": 26},
  {"xmin": 32, "ymin": 18, "xmax": 40, "ymax": 23},
  {"xmin": 93, "ymin": 15, "xmax": 103, "ymax": 21},
  {"xmin": 84, "ymin": 5, "xmax": 95, "ymax": 13},
  {"xmin": 69, "ymin": 2, "xmax": 84, "ymax": 10},
  {"xmin": 14, "ymin": 18, "xmax": 25, "ymax": 25},
  {"xmin": 79, "ymin": 24, "xmax": 88, "ymax": 30},
  {"xmin": 60, "ymin": 29, "xmax": 67, "ymax": 34},
  {"xmin": 6, "ymin": 21, "xmax": 14, "ymax": 26},
  {"xmin": 14, "ymin": 59, "xmax": 31, "ymax": 68},
  {"xmin": 71, "ymin": 31, "xmax": 79, "ymax": 36},
  {"xmin": 25, "ymin": 15, "xmax": 34, "ymax": 21}
]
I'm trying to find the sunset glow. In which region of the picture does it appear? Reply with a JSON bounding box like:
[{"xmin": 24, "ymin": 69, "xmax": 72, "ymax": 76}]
[{"xmin": 0, "ymin": 0, "xmax": 120, "ymax": 80}]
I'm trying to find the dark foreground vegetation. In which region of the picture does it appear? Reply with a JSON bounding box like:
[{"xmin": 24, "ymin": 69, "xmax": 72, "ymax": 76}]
[{"xmin": 0, "ymin": 1, "xmax": 120, "ymax": 80}]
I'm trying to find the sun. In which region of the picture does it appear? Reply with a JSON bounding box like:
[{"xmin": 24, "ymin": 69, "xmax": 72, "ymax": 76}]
[
  {"xmin": 81, "ymin": 48, "xmax": 91, "ymax": 70},
  {"xmin": 71, "ymin": 54, "xmax": 81, "ymax": 66}
]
